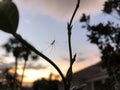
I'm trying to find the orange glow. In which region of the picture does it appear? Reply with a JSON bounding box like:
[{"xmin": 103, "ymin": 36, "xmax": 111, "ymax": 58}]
[
  {"xmin": 17, "ymin": 69, "xmax": 49, "ymax": 83},
  {"xmin": 6, "ymin": 53, "xmax": 100, "ymax": 87},
  {"xmin": 9, "ymin": 68, "xmax": 15, "ymax": 74}
]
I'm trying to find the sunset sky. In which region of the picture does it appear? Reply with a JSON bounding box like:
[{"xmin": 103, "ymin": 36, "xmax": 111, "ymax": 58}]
[{"xmin": 0, "ymin": 0, "xmax": 112, "ymax": 86}]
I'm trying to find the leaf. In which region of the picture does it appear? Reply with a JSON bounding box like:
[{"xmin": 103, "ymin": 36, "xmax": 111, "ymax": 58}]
[
  {"xmin": 0, "ymin": 0, "xmax": 19, "ymax": 34},
  {"xmin": 80, "ymin": 14, "xmax": 87, "ymax": 22},
  {"xmin": 103, "ymin": 1, "xmax": 112, "ymax": 14}
]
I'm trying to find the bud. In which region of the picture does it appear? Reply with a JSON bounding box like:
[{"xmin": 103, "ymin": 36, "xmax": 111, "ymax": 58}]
[{"xmin": 0, "ymin": 0, "xmax": 19, "ymax": 34}]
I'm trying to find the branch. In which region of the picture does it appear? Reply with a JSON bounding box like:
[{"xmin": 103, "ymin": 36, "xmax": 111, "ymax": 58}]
[
  {"xmin": 67, "ymin": 0, "xmax": 80, "ymax": 65},
  {"xmin": 66, "ymin": 0, "xmax": 80, "ymax": 90},
  {"xmin": 69, "ymin": 0, "xmax": 80, "ymax": 26}
]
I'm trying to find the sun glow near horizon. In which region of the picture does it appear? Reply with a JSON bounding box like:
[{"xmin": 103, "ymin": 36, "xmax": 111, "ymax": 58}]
[
  {"xmin": 1, "ymin": 45, "xmax": 101, "ymax": 87},
  {"xmin": 16, "ymin": 55, "xmax": 100, "ymax": 86},
  {"xmin": 17, "ymin": 68, "xmax": 50, "ymax": 82}
]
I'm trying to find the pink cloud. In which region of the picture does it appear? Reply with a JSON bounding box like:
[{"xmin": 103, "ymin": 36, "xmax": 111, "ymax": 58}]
[{"xmin": 14, "ymin": 0, "xmax": 105, "ymax": 21}]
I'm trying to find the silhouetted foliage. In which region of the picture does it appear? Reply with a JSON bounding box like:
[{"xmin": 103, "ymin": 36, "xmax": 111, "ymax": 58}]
[
  {"xmin": 80, "ymin": 0, "xmax": 120, "ymax": 88},
  {"xmin": 103, "ymin": 0, "xmax": 120, "ymax": 15},
  {"xmin": 0, "ymin": 68, "xmax": 33, "ymax": 90},
  {"xmin": 2, "ymin": 38, "xmax": 39, "ymax": 88},
  {"xmin": 2, "ymin": 68, "xmax": 21, "ymax": 90},
  {"xmin": 33, "ymin": 78, "xmax": 59, "ymax": 90}
]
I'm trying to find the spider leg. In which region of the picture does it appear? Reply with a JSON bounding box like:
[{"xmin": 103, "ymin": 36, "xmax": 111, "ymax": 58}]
[{"xmin": 47, "ymin": 44, "xmax": 55, "ymax": 55}]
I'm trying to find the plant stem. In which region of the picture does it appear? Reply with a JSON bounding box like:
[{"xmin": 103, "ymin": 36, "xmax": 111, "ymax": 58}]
[
  {"xmin": 14, "ymin": 57, "xmax": 18, "ymax": 90},
  {"xmin": 68, "ymin": 0, "xmax": 80, "ymax": 65},
  {"xmin": 21, "ymin": 60, "xmax": 27, "ymax": 86},
  {"xmin": 14, "ymin": 57, "xmax": 18, "ymax": 78},
  {"xmin": 66, "ymin": 0, "xmax": 80, "ymax": 89},
  {"xmin": 69, "ymin": 0, "xmax": 80, "ymax": 26},
  {"xmin": 12, "ymin": 33, "xmax": 67, "ymax": 90}
]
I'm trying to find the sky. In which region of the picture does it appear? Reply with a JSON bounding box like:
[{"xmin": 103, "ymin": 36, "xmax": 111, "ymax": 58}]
[{"xmin": 0, "ymin": 0, "xmax": 108, "ymax": 86}]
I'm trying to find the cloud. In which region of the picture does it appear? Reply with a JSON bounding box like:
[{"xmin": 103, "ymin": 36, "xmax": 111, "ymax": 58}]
[
  {"xmin": 61, "ymin": 53, "xmax": 88, "ymax": 62},
  {"xmin": 14, "ymin": 0, "xmax": 105, "ymax": 21},
  {"xmin": 61, "ymin": 49, "xmax": 100, "ymax": 63},
  {"xmin": 61, "ymin": 56, "xmax": 87, "ymax": 62},
  {"xmin": 25, "ymin": 62, "xmax": 47, "ymax": 70},
  {"xmin": 0, "ymin": 59, "xmax": 46, "ymax": 70},
  {"xmin": 0, "ymin": 62, "xmax": 14, "ymax": 69}
]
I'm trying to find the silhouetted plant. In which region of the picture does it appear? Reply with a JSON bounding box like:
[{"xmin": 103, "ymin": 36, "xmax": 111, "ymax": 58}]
[
  {"xmin": 0, "ymin": 0, "xmax": 81, "ymax": 90},
  {"xmin": 3, "ymin": 68, "xmax": 21, "ymax": 90},
  {"xmin": 33, "ymin": 78, "xmax": 59, "ymax": 90},
  {"xmin": 80, "ymin": 0, "xmax": 120, "ymax": 89},
  {"xmin": 2, "ymin": 38, "xmax": 39, "ymax": 87},
  {"xmin": 103, "ymin": 0, "xmax": 120, "ymax": 15}
]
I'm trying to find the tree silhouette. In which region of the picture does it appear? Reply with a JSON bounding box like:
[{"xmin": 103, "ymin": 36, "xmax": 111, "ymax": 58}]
[
  {"xmin": 33, "ymin": 78, "xmax": 59, "ymax": 90},
  {"xmin": 103, "ymin": 0, "xmax": 120, "ymax": 15},
  {"xmin": 80, "ymin": 0, "xmax": 120, "ymax": 89},
  {"xmin": 2, "ymin": 68, "xmax": 21, "ymax": 90},
  {"xmin": 2, "ymin": 38, "xmax": 39, "ymax": 87}
]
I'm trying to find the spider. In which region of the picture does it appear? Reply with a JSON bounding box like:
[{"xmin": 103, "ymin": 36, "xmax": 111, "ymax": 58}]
[{"xmin": 41, "ymin": 40, "xmax": 56, "ymax": 55}]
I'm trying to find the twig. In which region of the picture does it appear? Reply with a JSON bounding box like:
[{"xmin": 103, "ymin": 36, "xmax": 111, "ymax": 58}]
[{"xmin": 66, "ymin": 0, "xmax": 80, "ymax": 90}]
